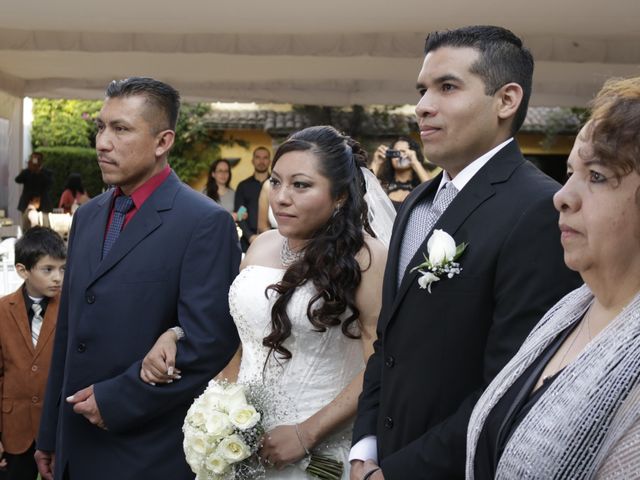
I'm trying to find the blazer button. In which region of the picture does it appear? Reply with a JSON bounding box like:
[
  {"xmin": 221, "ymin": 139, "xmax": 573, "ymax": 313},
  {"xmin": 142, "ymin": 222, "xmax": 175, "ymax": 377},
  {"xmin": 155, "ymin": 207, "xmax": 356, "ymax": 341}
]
[
  {"xmin": 85, "ymin": 293, "xmax": 96, "ymax": 304},
  {"xmin": 32, "ymin": 395, "xmax": 39, "ymax": 403},
  {"xmin": 77, "ymin": 343, "xmax": 87, "ymax": 353},
  {"xmin": 384, "ymin": 416, "xmax": 393, "ymax": 429},
  {"xmin": 385, "ymin": 356, "xmax": 395, "ymax": 368}
]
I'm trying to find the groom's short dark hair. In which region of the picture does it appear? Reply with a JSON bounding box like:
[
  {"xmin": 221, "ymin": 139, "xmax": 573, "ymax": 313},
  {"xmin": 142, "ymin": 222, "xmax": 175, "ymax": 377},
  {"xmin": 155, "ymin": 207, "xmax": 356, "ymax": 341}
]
[{"xmin": 424, "ymin": 25, "xmax": 534, "ymax": 135}]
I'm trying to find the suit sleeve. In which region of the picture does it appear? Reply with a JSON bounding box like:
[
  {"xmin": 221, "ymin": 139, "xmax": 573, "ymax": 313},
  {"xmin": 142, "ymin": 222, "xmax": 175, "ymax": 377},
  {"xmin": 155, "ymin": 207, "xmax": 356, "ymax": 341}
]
[
  {"xmin": 37, "ymin": 213, "xmax": 79, "ymax": 452},
  {"xmin": 14, "ymin": 169, "xmax": 28, "ymax": 183},
  {"xmin": 353, "ymin": 197, "xmax": 414, "ymax": 445},
  {"xmin": 93, "ymin": 207, "xmax": 241, "ymax": 433},
  {"xmin": 379, "ymin": 194, "xmax": 582, "ymax": 479}
]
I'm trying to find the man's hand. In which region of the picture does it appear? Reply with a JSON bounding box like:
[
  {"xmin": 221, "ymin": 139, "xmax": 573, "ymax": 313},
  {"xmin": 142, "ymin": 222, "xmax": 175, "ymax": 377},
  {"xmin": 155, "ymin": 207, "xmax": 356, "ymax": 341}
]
[
  {"xmin": 363, "ymin": 459, "xmax": 384, "ymax": 480},
  {"xmin": 350, "ymin": 459, "xmax": 365, "ymax": 480},
  {"xmin": 34, "ymin": 449, "xmax": 55, "ymax": 480},
  {"xmin": 67, "ymin": 384, "xmax": 107, "ymax": 429}
]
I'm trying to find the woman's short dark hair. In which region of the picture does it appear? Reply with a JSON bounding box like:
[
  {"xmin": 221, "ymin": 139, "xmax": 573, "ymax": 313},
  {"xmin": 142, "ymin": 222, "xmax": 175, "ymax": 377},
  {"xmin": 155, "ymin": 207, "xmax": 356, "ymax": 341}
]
[
  {"xmin": 587, "ymin": 76, "xmax": 640, "ymax": 177},
  {"xmin": 263, "ymin": 125, "xmax": 375, "ymax": 361},
  {"xmin": 205, "ymin": 159, "xmax": 232, "ymax": 202},
  {"xmin": 377, "ymin": 136, "xmax": 425, "ymax": 189},
  {"xmin": 63, "ymin": 173, "xmax": 86, "ymax": 196}
]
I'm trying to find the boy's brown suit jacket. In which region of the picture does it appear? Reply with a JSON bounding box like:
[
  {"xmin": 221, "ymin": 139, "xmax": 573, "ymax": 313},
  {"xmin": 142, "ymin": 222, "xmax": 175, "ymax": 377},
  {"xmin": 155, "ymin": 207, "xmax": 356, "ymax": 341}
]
[{"xmin": 0, "ymin": 287, "xmax": 58, "ymax": 454}]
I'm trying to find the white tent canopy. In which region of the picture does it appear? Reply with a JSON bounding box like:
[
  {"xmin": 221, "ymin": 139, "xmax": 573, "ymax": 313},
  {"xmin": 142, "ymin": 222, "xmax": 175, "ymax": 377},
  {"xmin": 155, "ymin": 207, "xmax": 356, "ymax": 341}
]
[
  {"xmin": 1, "ymin": 0, "xmax": 639, "ymax": 222},
  {"xmin": 1, "ymin": 0, "xmax": 639, "ymax": 107}
]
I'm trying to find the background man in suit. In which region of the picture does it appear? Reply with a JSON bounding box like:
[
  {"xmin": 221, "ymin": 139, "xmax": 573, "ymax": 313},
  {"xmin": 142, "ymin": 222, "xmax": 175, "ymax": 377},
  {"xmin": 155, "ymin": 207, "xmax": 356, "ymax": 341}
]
[
  {"xmin": 0, "ymin": 226, "xmax": 65, "ymax": 479},
  {"xmin": 234, "ymin": 146, "xmax": 271, "ymax": 252},
  {"xmin": 350, "ymin": 26, "xmax": 581, "ymax": 479},
  {"xmin": 35, "ymin": 77, "xmax": 241, "ymax": 480}
]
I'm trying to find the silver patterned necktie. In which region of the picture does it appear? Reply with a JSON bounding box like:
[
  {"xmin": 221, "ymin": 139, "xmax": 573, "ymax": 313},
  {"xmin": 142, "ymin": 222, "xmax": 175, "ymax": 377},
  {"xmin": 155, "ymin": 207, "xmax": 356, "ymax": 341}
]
[
  {"xmin": 397, "ymin": 182, "xmax": 459, "ymax": 287},
  {"xmin": 31, "ymin": 302, "xmax": 43, "ymax": 347}
]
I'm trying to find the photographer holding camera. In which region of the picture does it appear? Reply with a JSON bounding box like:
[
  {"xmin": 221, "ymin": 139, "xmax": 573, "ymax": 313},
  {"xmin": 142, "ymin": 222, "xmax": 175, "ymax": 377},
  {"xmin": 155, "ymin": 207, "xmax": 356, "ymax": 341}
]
[{"xmin": 371, "ymin": 137, "xmax": 438, "ymax": 209}]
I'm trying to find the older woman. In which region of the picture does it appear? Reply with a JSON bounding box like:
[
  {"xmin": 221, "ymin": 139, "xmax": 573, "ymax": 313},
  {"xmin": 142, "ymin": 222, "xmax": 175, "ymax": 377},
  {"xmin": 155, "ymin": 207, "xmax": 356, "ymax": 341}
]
[{"xmin": 467, "ymin": 76, "xmax": 640, "ymax": 479}]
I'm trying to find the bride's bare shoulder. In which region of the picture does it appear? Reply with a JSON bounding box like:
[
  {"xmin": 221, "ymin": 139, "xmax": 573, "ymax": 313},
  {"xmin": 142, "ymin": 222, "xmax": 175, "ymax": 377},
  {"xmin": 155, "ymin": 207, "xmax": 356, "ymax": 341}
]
[
  {"xmin": 356, "ymin": 234, "xmax": 388, "ymax": 272},
  {"xmin": 241, "ymin": 230, "xmax": 284, "ymax": 270}
]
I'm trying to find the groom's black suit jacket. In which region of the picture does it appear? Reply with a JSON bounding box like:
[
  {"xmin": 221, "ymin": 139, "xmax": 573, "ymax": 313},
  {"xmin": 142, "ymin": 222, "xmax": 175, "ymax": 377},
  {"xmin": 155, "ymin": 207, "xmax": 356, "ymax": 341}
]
[{"xmin": 353, "ymin": 141, "xmax": 581, "ymax": 479}]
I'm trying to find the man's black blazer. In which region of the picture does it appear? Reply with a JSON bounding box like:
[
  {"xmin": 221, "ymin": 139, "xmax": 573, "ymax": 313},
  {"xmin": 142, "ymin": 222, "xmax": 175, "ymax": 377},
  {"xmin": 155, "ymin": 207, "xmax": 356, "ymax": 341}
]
[{"xmin": 353, "ymin": 141, "xmax": 582, "ymax": 479}]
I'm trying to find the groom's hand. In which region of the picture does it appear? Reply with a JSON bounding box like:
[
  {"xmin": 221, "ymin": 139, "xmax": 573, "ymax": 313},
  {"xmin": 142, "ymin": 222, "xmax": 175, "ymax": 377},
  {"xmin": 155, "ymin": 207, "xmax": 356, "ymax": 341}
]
[
  {"xmin": 350, "ymin": 459, "xmax": 365, "ymax": 479},
  {"xmin": 67, "ymin": 384, "xmax": 107, "ymax": 429},
  {"xmin": 363, "ymin": 459, "xmax": 384, "ymax": 480}
]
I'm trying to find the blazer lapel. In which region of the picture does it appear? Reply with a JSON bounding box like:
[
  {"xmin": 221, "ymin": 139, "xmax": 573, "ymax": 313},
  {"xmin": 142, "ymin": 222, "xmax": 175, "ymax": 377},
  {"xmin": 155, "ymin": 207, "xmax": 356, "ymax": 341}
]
[
  {"xmin": 88, "ymin": 173, "xmax": 180, "ymax": 285},
  {"xmin": 7, "ymin": 290, "xmax": 34, "ymax": 354},
  {"xmin": 87, "ymin": 192, "xmax": 114, "ymax": 276},
  {"xmin": 385, "ymin": 142, "xmax": 525, "ymax": 327},
  {"xmin": 384, "ymin": 176, "xmax": 440, "ymax": 299}
]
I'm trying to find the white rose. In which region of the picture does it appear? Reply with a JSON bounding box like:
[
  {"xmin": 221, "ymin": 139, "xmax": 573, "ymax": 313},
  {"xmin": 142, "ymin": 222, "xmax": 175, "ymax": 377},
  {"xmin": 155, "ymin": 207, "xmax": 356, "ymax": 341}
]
[
  {"xmin": 205, "ymin": 452, "xmax": 230, "ymax": 475},
  {"xmin": 221, "ymin": 384, "xmax": 248, "ymax": 411},
  {"xmin": 205, "ymin": 411, "xmax": 234, "ymax": 437},
  {"xmin": 427, "ymin": 229, "xmax": 456, "ymax": 266},
  {"xmin": 186, "ymin": 404, "xmax": 207, "ymax": 428},
  {"xmin": 217, "ymin": 434, "xmax": 252, "ymax": 463},
  {"xmin": 201, "ymin": 382, "xmax": 248, "ymax": 413},
  {"xmin": 184, "ymin": 446, "xmax": 203, "ymax": 473},
  {"xmin": 188, "ymin": 430, "xmax": 208, "ymax": 456},
  {"xmin": 228, "ymin": 404, "xmax": 261, "ymax": 430},
  {"xmin": 418, "ymin": 271, "xmax": 440, "ymax": 293}
]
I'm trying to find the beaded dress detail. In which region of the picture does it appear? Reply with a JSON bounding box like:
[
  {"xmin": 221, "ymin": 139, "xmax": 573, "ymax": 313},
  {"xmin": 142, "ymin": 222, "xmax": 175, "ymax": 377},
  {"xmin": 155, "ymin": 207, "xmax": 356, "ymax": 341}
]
[{"xmin": 229, "ymin": 265, "xmax": 364, "ymax": 479}]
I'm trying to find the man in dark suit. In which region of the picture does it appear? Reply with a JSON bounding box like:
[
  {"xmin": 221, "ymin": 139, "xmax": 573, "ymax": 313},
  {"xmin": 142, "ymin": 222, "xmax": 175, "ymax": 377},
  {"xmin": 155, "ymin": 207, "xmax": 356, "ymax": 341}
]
[
  {"xmin": 350, "ymin": 26, "xmax": 581, "ymax": 480},
  {"xmin": 34, "ymin": 77, "xmax": 241, "ymax": 480}
]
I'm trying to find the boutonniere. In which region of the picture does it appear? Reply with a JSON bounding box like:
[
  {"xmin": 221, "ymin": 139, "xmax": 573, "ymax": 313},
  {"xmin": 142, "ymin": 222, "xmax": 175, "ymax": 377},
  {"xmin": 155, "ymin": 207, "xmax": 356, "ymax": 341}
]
[{"xmin": 410, "ymin": 229, "xmax": 467, "ymax": 293}]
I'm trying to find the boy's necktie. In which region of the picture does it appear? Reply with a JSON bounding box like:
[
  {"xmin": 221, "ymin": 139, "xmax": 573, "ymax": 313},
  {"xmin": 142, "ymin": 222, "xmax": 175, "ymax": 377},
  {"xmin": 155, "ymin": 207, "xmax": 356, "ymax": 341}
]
[{"xmin": 31, "ymin": 302, "xmax": 43, "ymax": 346}]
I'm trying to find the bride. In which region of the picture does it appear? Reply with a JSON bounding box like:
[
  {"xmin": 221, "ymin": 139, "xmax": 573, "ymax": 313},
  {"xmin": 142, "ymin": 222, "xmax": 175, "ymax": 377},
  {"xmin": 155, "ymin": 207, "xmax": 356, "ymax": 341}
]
[{"xmin": 140, "ymin": 126, "xmax": 394, "ymax": 478}]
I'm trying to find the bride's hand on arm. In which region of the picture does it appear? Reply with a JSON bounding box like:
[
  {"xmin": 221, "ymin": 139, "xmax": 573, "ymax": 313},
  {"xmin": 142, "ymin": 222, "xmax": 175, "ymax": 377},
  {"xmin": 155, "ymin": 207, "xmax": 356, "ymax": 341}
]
[{"xmin": 140, "ymin": 330, "xmax": 181, "ymax": 385}]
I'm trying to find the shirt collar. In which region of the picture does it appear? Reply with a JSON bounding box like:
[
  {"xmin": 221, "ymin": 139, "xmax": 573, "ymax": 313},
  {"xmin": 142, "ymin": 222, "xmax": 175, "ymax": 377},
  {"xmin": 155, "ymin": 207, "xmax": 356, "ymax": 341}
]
[
  {"xmin": 21, "ymin": 283, "xmax": 48, "ymax": 310},
  {"xmin": 113, "ymin": 165, "xmax": 171, "ymax": 209},
  {"xmin": 438, "ymin": 138, "xmax": 513, "ymax": 194}
]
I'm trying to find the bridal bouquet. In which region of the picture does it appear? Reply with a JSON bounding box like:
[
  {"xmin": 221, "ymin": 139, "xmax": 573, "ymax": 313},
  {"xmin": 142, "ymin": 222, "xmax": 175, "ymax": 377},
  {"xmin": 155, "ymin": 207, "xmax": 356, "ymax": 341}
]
[
  {"xmin": 183, "ymin": 379, "xmax": 344, "ymax": 480},
  {"xmin": 183, "ymin": 380, "xmax": 264, "ymax": 480}
]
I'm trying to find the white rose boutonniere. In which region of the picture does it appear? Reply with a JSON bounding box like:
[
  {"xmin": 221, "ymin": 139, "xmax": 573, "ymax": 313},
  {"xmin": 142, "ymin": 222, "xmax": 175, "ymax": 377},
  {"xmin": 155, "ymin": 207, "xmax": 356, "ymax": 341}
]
[{"xmin": 410, "ymin": 229, "xmax": 467, "ymax": 293}]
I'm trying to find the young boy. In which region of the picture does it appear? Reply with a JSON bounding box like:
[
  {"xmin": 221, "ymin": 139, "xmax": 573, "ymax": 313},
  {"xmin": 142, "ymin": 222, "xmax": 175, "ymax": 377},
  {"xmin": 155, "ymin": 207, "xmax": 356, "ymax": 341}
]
[{"xmin": 0, "ymin": 226, "xmax": 65, "ymax": 479}]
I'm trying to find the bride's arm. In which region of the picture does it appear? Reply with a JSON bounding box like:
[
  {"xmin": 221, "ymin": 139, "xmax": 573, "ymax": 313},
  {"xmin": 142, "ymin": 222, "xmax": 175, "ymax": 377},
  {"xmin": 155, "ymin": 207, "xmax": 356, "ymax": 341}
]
[
  {"xmin": 214, "ymin": 347, "xmax": 242, "ymax": 382},
  {"xmin": 259, "ymin": 238, "xmax": 386, "ymax": 469}
]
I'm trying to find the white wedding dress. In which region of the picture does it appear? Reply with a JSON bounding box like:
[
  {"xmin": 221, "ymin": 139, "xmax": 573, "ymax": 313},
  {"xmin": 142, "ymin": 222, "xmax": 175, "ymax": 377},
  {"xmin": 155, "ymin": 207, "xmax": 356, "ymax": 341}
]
[{"xmin": 229, "ymin": 265, "xmax": 364, "ymax": 479}]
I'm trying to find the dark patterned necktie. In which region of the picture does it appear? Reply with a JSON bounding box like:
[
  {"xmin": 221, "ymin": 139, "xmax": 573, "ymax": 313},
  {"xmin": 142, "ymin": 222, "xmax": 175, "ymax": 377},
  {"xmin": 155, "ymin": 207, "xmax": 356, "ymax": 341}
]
[{"xmin": 102, "ymin": 195, "xmax": 134, "ymax": 259}]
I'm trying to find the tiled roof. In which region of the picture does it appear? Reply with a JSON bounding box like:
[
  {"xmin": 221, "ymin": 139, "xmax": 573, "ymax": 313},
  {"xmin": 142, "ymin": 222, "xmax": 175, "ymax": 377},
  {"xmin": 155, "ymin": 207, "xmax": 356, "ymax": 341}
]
[
  {"xmin": 202, "ymin": 106, "xmax": 582, "ymax": 136},
  {"xmin": 521, "ymin": 106, "xmax": 583, "ymax": 133}
]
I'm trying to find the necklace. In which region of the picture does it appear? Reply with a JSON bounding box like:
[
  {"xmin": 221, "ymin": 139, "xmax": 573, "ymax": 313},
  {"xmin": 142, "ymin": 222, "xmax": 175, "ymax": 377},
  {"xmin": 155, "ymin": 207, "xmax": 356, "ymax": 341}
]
[
  {"xmin": 541, "ymin": 305, "xmax": 593, "ymax": 384},
  {"xmin": 280, "ymin": 238, "xmax": 303, "ymax": 267}
]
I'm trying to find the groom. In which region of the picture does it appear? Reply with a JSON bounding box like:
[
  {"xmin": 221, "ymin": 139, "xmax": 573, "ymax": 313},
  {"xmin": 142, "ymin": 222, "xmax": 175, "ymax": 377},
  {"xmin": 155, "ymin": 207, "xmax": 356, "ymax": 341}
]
[
  {"xmin": 350, "ymin": 26, "xmax": 581, "ymax": 479},
  {"xmin": 35, "ymin": 77, "xmax": 241, "ymax": 479}
]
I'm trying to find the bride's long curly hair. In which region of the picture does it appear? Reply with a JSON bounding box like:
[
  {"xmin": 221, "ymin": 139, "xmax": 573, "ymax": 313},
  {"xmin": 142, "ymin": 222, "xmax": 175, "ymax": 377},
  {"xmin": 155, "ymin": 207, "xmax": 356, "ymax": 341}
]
[{"xmin": 263, "ymin": 126, "xmax": 376, "ymax": 361}]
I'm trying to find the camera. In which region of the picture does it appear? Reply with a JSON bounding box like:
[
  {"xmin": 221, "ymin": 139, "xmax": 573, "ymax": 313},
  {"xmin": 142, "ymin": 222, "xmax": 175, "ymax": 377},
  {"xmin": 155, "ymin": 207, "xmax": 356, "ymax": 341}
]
[{"xmin": 385, "ymin": 149, "xmax": 402, "ymax": 159}]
